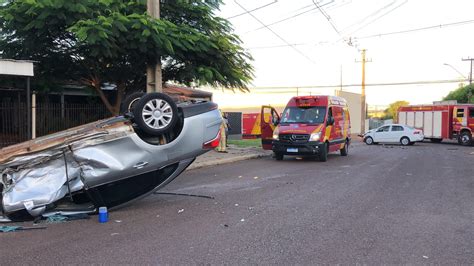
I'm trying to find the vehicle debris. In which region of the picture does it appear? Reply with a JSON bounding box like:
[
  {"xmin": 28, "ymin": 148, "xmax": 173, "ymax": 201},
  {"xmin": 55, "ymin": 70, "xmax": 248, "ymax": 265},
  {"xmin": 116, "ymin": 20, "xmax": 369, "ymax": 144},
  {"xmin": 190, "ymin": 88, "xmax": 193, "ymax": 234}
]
[
  {"xmin": 178, "ymin": 209, "xmax": 185, "ymax": 214},
  {"xmin": 0, "ymin": 225, "xmax": 47, "ymax": 233}
]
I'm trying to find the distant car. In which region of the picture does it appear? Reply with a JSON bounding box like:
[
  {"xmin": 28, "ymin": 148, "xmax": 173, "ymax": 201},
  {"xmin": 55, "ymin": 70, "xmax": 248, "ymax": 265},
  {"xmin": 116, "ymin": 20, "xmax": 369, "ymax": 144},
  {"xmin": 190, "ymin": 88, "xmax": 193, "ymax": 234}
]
[
  {"xmin": 0, "ymin": 93, "xmax": 222, "ymax": 221},
  {"xmin": 363, "ymin": 124, "xmax": 424, "ymax": 146}
]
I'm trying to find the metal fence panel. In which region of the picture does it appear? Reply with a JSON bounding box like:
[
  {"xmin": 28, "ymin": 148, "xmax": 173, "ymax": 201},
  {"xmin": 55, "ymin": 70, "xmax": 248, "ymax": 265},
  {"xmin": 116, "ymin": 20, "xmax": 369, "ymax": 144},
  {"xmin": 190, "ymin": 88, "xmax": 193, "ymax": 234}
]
[{"xmin": 0, "ymin": 102, "xmax": 110, "ymax": 148}]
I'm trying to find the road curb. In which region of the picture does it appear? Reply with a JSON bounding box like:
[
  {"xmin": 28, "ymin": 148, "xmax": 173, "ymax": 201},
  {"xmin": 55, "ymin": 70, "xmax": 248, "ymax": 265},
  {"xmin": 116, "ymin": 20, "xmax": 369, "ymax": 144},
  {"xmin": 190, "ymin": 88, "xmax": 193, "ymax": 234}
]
[{"xmin": 187, "ymin": 153, "xmax": 269, "ymax": 170}]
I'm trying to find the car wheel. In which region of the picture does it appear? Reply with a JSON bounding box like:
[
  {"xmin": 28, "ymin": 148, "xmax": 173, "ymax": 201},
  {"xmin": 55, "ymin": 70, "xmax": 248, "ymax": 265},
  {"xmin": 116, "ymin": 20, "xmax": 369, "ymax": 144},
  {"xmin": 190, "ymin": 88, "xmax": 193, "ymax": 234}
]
[
  {"xmin": 400, "ymin": 137, "xmax": 410, "ymax": 146},
  {"xmin": 319, "ymin": 142, "xmax": 328, "ymax": 162},
  {"xmin": 459, "ymin": 131, "xmax": 472, "ymax": 146},
  {"xmin": 364, "ymin": 136, "xmax": 374, "ymax": 145},
  {"xmin": 133, "ymin": 93, "xmax": 178, "ymax": 136},
  {"xmin": 274, "ymin": 152, "xmax": 284, "ymax": 161},
  {"xmin": 340, "ymin": 140, "xmax": 348, "ymax": 156},
  {"xmin": 430, "ymin": 138, "xmax": 442, "ymax": 143},
  {"xmin": 120, "ymin": 92, "xmax": 145, "ymax": 114}
]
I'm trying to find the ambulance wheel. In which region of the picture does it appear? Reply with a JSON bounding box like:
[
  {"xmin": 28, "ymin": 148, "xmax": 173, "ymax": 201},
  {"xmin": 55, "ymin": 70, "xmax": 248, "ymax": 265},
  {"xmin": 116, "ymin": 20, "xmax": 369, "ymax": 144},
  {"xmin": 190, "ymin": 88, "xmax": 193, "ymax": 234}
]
[
  {"xmin": 133, "ymin": 93, "xmax": 178, "ymax": 136},
  {"xmin": 319, "ymin": 142, "xmax": 328, "ymax": 162},
  {"xmin": 364, "ymin": 136, "xmax": 374, "ymax": 145},
  {"xmin": 274, "ymin": 152, "xmax": 284, "ymax": 161},
  {"xmin": 340, "ymin": 140, "xmax": 349, "ymax": 156},
  {"xmin": 400, "ymin": 137, "xmax": 410, "ymax": 146},
  {"xmin": 459, "ymin": 131, "xmax": 472, "ymax": 146}
]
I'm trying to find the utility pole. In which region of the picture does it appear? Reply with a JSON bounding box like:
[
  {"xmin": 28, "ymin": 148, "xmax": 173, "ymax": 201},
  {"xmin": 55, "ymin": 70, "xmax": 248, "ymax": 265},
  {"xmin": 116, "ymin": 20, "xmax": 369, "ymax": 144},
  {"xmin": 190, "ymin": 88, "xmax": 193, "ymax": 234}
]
[
  {"xmin": 356, "ymin": 49, "xmax": 371, "ymax": 134},
  {"xmin": 462, "ymin": 57, "xmax": 473, "ymax": 85},
  {"xmin": 146, "ymin": 0, "xmax": 163, "ymax": 93},
  {"xmin": 462, "ymin": 57, "xmax": 473, "ymax": 103}
]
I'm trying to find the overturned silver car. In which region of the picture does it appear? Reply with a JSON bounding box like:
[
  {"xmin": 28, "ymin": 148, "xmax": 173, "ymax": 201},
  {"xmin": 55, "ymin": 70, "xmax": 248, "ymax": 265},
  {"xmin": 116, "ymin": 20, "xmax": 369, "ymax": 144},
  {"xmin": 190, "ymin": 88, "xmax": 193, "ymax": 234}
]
[{"xmin": 0, "ymin": 93, "xmax": 222, "ymax": 221}]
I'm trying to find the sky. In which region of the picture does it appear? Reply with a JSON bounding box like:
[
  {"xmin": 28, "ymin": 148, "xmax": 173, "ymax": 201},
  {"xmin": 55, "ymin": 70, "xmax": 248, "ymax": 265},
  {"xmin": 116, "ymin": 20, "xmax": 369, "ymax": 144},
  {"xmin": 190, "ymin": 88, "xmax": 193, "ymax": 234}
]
[{"xmin": 203, "ymin": 0, "xmax": 474, "ymax": 109}]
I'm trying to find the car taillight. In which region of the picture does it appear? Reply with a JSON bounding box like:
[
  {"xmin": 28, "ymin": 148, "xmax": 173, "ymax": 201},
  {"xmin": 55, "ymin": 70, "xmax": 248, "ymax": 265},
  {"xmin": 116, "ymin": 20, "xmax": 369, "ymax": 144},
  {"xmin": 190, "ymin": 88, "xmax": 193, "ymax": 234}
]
[{"xmin": 203, "ymin": 130, "xmax": 221, "ymax": 149}]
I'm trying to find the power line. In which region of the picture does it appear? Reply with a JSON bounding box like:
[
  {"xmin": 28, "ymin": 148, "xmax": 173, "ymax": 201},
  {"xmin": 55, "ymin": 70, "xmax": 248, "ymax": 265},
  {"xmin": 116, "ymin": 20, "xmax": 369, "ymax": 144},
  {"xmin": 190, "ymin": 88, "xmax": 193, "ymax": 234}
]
[
  {"xmin": 226, "ymin": 0, "xmax": 278, "ymax": 20},
  {"xmin": 340, "ymin": 0, "xmax": 398, "ymax": 34},
  {"xmin": 343, "ymin": 0, "xmax": 408, "ymax": 40},
  {"xmin": 250, "ymin": 78, "xmax": 467, "ymax": 90},
  {"xmin": 312, "ymin": 0, "xmax": 340, "ymax": 35},
  {"xmin": 244, "ymin": 1, "xmax": 336, "ymax": 34},
  {"xmin": 355, "ymin": 19, "xmax": 474, "ymax": 40},
  {"xmin": 234, "ymin": 0, "xmax": 316, "ymax": 64},
  {"xmin": 244, "ymin": 6, "xmax": 318, "ymax": 34}
]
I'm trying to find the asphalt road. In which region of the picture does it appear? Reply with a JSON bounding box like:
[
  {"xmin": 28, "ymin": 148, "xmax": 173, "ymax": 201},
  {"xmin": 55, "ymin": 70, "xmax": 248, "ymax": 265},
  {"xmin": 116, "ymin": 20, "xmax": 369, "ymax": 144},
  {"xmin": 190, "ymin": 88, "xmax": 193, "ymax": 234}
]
[{"xmin": 1, "ymin": 141, "xmax": 473, "ymax": 264}]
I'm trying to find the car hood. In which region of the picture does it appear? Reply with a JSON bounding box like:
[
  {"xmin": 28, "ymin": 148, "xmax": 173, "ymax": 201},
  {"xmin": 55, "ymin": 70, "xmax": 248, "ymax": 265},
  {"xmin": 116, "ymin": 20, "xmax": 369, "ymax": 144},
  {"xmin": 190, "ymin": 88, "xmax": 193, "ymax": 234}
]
[{"xmin": 278, "ymin": 124, "xmax": 323, "ymax": 134}]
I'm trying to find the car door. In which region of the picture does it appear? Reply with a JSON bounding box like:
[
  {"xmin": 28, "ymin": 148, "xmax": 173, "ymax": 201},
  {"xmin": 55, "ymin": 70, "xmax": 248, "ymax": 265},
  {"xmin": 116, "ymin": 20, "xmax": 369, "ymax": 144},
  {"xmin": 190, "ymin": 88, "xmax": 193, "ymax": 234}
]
[
  {"xmin": 390, "ymin": 125, "xmax": 405, "ymax": 143},
  {"xmin": 260, "ymin": 105, "xmax": 280, "ymax": 150},
  {"xmin": 373, "ymin": 125, "xmax": 391, "ymax": 142}
]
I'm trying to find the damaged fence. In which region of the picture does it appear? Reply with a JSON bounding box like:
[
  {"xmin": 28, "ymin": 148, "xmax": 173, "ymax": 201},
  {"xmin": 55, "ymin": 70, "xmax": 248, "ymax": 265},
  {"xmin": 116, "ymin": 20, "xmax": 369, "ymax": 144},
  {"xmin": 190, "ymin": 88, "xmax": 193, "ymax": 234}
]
[{"xmin": 0, "ymin": 101, "xmax": 110, "ymax": 148}]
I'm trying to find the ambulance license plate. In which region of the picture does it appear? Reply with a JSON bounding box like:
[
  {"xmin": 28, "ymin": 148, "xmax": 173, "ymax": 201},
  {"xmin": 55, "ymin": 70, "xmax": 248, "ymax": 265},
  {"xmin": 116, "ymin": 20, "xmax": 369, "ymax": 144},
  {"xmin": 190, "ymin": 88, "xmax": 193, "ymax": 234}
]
[{"xmin": 287, "ymin": 148, "xmax": 298, "ymax": 153}]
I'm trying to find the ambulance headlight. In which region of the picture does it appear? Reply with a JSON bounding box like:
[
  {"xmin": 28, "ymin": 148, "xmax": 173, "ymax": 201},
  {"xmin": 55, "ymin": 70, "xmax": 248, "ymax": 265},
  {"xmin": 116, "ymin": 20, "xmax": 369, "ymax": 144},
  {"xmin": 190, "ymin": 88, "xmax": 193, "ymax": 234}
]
[
  {"xmin": 272, "ymin": 128, "xmax": 279, "ymax": 140},
  {"xmin": 310, "ymin": 132, "xmax": 321, "ymax": 141}
]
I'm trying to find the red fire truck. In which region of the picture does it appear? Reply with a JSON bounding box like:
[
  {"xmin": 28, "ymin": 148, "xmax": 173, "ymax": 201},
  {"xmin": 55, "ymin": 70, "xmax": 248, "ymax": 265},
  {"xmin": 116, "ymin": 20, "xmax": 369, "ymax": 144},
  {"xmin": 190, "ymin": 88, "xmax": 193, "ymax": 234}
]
[{"xmin": 398, "ymin": 102, "xmax": 474, "ymax": 146}]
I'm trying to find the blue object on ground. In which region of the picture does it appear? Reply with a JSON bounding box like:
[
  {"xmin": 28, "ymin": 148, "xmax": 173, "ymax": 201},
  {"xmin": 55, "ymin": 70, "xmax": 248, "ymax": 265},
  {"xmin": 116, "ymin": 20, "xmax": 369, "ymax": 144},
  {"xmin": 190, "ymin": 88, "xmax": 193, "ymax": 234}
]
[{"xmin": 98, "ymin": 207, "xmax": 108, "ymax": 223}]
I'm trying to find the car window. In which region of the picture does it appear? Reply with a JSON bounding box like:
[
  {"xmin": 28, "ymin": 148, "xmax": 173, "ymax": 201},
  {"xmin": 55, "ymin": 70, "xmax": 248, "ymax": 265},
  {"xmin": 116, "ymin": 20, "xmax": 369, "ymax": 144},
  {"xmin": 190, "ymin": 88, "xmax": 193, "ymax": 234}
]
[
  {"xmin": 391, "ymin": 125, "xmax": 404, "ymax": 132},
  {"xmin": 376, "ymin": 126, "xmax": 390, "ymax": 132},
  {"xmin": 470, "ymin": 108, "xmax": 474, "ymax": 118}
]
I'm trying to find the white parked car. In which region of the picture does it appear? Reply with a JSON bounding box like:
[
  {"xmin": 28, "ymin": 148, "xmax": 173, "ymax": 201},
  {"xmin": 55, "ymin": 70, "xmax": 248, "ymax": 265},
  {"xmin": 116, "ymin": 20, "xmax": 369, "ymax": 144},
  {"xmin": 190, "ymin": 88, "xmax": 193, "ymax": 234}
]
[{"xmin": 363, "ymin": 124, "xmax": 424, "ymax": 146}]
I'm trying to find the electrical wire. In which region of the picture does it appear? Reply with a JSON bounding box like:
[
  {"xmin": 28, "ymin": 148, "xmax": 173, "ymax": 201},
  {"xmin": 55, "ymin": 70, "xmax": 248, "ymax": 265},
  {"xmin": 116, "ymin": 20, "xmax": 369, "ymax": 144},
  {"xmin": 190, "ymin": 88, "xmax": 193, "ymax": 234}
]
[
  {"xmin": 312, "ymin": 0, "xmax": 340, "ymax": 35},
  {"xmin": 250, "ymin": 78, "xmax": 467, "ymax": 91},
  {"xmin": 226, "ymin": 0, "xmax": 278, "ymax": 20},
  {"xmin": 244, "ymin": 0, "xmax": 335, "ymax": 34},
  {"xmin": 355, "ymin": 19, "xmax": 474, "ymax": 40},
  {"xmin": 234, "ymin": 0, "xmax": 317, "ymax": 64}
]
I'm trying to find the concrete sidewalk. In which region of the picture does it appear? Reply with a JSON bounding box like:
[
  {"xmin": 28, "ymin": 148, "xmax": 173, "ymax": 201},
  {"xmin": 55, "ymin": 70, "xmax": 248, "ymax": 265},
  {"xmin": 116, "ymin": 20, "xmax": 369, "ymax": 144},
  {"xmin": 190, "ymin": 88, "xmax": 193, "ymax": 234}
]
[{"xmin": 187, "ymin": 145, "xmax": 272, "ymax": 170}]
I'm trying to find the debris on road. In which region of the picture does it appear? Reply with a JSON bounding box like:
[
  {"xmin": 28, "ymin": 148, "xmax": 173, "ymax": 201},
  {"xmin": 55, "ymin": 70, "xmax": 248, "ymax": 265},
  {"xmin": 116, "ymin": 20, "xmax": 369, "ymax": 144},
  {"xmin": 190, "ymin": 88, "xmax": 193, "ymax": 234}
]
[
  {"xmin": 111, "ymin": 233, "xmax": 119, "ymax": 236},
  {"xmin": 422, "ymin": 255, "xmax": 429, "ymax": 259},
  {"xmin": 178, "ymin": 209, "xmax": 185, "ymax": 214},
  {"xmin": 406, "ymin": 173, "xmax": 413, "ymax": 176},
  {"xmin": 154, "ymin": 192, "xmax": 215, "ymax": 199},
  {"xmin": 0, "ymin": 225, "xmax": 47, "ymax": 233},
  {"xmin": 240, "ymin": 218, "xmax": 245, "ymax": 222},
  {"xmin": 234, "ymin": 204, "xmax": 239, "ymax": 207},
  {"xmin": 253, "ymin": 176, "xmax": 259, "ymax": 179}
]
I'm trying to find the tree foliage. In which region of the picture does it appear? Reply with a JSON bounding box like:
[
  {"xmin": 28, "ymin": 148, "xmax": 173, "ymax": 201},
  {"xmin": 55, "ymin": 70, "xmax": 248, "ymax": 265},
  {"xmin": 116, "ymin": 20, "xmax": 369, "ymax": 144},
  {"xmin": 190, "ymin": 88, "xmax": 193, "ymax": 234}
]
[
  {"xmin": 383, "ymin": 100, "xmax": 409, "ymax": 120},
  {"xmin": 443, "ymin": 84, "xmax": 474, "ymax": 103},
  {"xmin": 0, "ymin": 0, "xmax": 253, "ymax": 114}
]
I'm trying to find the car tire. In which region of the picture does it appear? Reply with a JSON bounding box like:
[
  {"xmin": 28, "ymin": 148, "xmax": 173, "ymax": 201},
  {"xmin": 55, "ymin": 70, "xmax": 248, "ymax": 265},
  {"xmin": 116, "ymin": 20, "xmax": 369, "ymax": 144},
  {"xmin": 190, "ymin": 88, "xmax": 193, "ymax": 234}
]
[
  {"xmin": 319, "ymin": 142, "xmax": 328, "ymax": 162},
  {"xmin": 364, "ymin": 136, "xmax": 374, "ymax": 145},
  {"xmin": 340, "ymin": 140, "xmax": 349, "ymax": 156},
  {"xmin": 133, "ymin": 93, "xmax": 178, "ymax": 136},
  {"xmin": 430, "ymin": 138, "xmax": 442, "ymax": 143},
  {"xmin": 120, "ymin": 92, "xmax": 145, "ymax": 114},
  {"xmin": 459, "ymin": 131, "xmax": 472, "ymax": 146},
  {"xmin": 400, "ymin": 137, "xmax": 410, "ymax": 146},
  {"xmin": 274, "ymin": 152, "xmax": 284, "ymax": 161}
]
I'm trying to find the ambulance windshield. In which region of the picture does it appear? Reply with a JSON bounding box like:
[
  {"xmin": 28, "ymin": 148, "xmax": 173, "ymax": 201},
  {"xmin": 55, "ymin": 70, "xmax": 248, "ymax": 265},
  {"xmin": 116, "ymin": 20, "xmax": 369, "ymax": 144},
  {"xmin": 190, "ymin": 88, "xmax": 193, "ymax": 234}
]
[{"xmin": 280, "ymin": 106, "xmax": 327, "ymax": 124}]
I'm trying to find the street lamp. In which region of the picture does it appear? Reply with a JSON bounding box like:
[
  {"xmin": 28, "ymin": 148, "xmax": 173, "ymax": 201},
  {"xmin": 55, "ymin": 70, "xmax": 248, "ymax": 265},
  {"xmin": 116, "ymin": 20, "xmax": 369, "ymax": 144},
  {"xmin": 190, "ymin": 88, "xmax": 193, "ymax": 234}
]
[
  {"xmin": 444, "ymin": 63, "xmax": 472, "ymax": 103},
  {"xmin": 443, "ymin": 63, "xmax": 467, "ymax": 79}
]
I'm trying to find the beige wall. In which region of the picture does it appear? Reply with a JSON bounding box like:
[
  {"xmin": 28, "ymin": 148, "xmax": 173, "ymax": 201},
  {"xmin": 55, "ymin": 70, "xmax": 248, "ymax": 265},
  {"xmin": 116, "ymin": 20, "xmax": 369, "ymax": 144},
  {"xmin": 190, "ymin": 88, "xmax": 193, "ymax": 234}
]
[{"xmin": 335, "ymin": 90, "xmax": 362, "ymax": 134}]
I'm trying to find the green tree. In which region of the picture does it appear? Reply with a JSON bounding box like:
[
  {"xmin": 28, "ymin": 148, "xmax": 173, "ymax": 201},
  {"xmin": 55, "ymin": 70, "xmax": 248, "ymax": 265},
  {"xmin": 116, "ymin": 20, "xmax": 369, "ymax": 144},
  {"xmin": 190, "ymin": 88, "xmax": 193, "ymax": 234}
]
[
  {"xmin": 443, "ymin": 84, "xmax": 474, "ymax": 103},
  {"xmin": 0, "ymin": 0, "xmax": 253, "ymax": 115},
  {"xmin": 383, "ymin": 100, "xmax": 409, "ymax": 121}
]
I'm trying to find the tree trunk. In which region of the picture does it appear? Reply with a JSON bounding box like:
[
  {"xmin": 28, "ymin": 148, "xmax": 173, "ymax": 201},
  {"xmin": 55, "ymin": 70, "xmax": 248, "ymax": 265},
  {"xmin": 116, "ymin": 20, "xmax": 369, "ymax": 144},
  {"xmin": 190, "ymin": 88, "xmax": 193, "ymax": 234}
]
[{"xmin": 81, "ymin": 76, "xmax": 116, "ymax": 116}]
